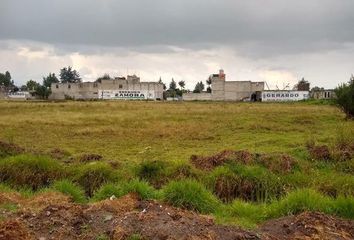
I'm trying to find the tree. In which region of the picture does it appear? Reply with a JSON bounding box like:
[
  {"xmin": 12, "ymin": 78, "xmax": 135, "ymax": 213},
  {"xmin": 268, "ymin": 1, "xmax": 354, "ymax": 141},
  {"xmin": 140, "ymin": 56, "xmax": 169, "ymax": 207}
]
[
  {"xmin": 169, "ymin": 78, "xmax": 177, "ymax": 90},
  {"xmin": 335, "ymin": 75, "xmax": 354, "ymax": 119},
  {"xmin": 96, "ymin": 73, "xmax": 111, "ymax": 83},
  {"xmin": 193, "ymin": 81, "xmax": 205, "ymax": 93},
  {"xmin": 59, "ymin": 66, "xmax": 81, "ymax": 83},
  {"xmin": 0, "ymin": 71, "xmax": 13, "ymax": 87},
  {"xmin": 35, "ymin": 85, "xmax": 51, "ymax": 99},
  {"xmin": 43, "ymin": 73, "xmax": 59, "ymax": 88},
  {"xmin": 178, "ymin": 80, "xmax": 185, "ymax": 89},
  {"xmin": 26, "ymin": 80, "xmax": 40, "ymax": 91},
  {"xmin": 158, "ymin": 77, "xmax": 166, "ymax": 90},
  {"xmin": 206, "ymin": 77, "xmax": 212, "ymax": 93}
]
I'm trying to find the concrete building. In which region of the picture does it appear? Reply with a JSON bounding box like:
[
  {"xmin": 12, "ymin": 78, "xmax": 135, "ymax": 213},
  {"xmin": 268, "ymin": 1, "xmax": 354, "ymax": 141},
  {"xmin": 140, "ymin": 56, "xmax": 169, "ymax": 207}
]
[
  {"xmin": 50, "ymin": 75, "xmax": 164, "ymax": 100},
  {"xmin": 310, "ymin": 89, "xmax": 336, "ymax": 100},
  {"xmin": 183, "ymin": 70, "xmax": 264, "ymax": 101}
]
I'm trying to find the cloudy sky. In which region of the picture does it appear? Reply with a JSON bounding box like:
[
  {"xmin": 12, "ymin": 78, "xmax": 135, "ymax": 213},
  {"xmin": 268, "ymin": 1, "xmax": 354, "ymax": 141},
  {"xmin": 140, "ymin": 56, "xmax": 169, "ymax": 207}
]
[{"xmin": 1, "ymin": 0, "xmax": 353, "ymax": 89}]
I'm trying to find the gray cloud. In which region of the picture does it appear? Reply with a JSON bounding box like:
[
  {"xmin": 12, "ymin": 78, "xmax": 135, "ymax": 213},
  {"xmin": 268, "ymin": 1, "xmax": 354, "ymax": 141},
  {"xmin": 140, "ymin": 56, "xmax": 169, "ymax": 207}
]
[
  {"xmin": 0, "ymin": 0, "xmax": 353, "ymax": 89},
  {"xmin": 1, "ymin": 0, "xmax": 354, "ymax": 56}
]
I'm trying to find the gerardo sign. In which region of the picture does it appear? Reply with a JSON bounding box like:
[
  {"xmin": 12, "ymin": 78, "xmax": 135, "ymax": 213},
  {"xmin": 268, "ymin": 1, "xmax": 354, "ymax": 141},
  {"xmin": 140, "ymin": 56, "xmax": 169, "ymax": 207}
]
[
  {"xmin": 98, "ymin": 90, "xmax": 153, "ymax": 100},
  {"xmin": 261, "ymin": 91, "xmax": 309, "ymax": 102}
]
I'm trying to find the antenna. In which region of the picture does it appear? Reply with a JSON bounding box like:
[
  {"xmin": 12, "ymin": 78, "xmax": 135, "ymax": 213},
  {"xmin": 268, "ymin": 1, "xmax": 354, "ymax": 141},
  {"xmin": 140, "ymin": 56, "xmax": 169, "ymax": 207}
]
[
  {"xmin": 282, "ymin": 83, "xmax": 290, "ymax": 90},
  {"xmin": 265, "ymin": 81, "xmax": 270, "ymax": 90}
]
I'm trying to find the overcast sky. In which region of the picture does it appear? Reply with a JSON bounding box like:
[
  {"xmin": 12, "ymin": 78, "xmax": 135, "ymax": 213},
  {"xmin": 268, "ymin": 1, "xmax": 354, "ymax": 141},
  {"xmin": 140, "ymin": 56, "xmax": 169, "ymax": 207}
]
[{"xmin": 1, "ymin": 0, "xmax": 353, "ymax": 89}]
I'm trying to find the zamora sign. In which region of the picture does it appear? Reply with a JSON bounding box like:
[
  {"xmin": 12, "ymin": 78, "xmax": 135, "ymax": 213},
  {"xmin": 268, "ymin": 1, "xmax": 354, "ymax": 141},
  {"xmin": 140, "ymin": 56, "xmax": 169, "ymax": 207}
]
[{"xmin": 98, "ymin": 90, "xmax": 154, "ymax": 100}]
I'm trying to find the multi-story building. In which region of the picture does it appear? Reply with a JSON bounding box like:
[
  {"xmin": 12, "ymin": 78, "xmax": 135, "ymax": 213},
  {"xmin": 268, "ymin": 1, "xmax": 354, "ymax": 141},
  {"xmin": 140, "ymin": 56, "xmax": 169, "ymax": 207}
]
[{"xmin": 183, "ymin": 70, "xmax": 264, "ymax": 101}]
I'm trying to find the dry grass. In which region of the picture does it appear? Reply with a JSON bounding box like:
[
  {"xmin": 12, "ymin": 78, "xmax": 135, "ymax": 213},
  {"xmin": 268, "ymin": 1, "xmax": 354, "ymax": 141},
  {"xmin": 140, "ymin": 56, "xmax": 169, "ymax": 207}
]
[{"xmin": 0, "ymin": 100, "xmax": 350, "ymax": 163}]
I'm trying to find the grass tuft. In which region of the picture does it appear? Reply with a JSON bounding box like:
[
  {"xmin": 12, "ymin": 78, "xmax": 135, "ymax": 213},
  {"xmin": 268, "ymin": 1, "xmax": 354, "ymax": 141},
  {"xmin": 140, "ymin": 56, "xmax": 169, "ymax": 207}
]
[
  {"xmin": 52, "ymin": 180, "xmax": 87, "ymax": 203},
  {"xmin": 162, "ymin": 179, "xmax": 220, "ymax": 213}
]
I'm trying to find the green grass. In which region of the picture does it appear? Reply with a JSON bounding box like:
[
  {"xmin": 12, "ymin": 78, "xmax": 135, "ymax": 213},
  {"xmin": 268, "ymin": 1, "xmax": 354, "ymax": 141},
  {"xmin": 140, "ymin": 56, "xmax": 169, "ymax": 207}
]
[
  {"xmin": 52, "ymin": 180, "xmax": 87, "ymax": 203},
  {"xmin": 0, "ymin": 101, "xmax": 353, "ymax": 229},
  {"xmin": 0, "ymin": 101, "xmax": 350, "ymax": 162},
  {"xmin": 0, "ymin": 154, "xmax": 65, "ymax": 190},
  {"xmin": 162, "ymin": 179, "xmax": 221, "ymax": 213}
]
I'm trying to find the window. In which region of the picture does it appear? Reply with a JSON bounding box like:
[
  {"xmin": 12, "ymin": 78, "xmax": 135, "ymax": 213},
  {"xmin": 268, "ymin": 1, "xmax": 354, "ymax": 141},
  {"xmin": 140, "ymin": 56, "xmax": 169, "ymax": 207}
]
[
  {"xmin": 68, "ymin": 85, "xmax": 71, "ymax": 89},
  {"xmin": 56, "ymin": 85, "xmax": 59, "ymax": 89},
  {"xmin": 93, "ymin": 83, "xmax": 98, "ymax": 88},
  {"xmin": 119, "ymin": 84, "xmax": 123, "ymax": 89}
]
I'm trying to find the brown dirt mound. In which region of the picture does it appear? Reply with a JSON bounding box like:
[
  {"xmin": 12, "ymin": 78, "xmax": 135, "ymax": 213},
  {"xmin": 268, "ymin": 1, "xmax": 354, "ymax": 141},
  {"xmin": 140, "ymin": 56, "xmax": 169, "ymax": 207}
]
[
  {"xmin": 1, "ymin": 194, "xmax": 353, "ymax": 240},
  {"xmin": 87, "ymin": 193, "xmax": 139, "ymax": 215},
  {"xmin": 114, "ymin": 199, "xmax": 259, "ymax": 240},
  {"xmin": 0, "ymin": 192, "xmax": 22, "ymax": 205},
  {"xmin": 257, "ymin": 154, "xmax": 297, "ymax": 174},
  {"xmin": 79, "ymin": 153, "xmax": 103, "ymax": 162},
  {"xmin": 49, "ymin": 148, "xmax": 71, "ymax": 160},
  {"xmin": 260, "ymin": 211, "xmax": 354, "ymax": 240},
  {"xmin": 0, "ymin": 140, "xmax": 24, "ymax": 156},
  {"xmin": 191, "ymin": 150, "xmax": 254, "ymax": 170},
  {"xmin": 24, "ymin": 191, "xmax": 71, "ymax": 210},
  {"xmin": 0, "ymin": 220, "xmax": 34, "ymax": 240},
  {"xmin": 309, "ymin": 145, "xmax": 331, "ymax": 161}
]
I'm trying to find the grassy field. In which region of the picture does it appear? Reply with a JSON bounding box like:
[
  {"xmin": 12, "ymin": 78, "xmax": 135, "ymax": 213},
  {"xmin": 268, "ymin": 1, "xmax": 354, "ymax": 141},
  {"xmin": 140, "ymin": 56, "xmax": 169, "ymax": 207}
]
[
  {"xmin": 0, "ymin": 100, "xmax": 349, "ymax": 162},
  {"xmin": 0, "ymin": 100, "xmax": 353, "ymax": 228}
]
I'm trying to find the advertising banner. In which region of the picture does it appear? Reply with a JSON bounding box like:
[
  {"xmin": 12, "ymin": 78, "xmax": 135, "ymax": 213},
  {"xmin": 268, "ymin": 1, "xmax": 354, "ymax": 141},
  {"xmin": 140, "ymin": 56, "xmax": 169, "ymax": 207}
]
[
  {"xmin": 262, "ymin": 91, "xmax": 309, "ymax": 102},
  {"xmin": 98, "ymin": 90, "xmax": 154, "ymax": 100}
]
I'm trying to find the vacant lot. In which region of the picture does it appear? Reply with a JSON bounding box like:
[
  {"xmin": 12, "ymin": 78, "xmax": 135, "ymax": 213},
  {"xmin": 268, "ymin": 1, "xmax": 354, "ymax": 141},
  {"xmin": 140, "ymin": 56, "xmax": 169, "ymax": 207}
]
[
  {"xmin": 0, "ymin": 100, "xmax": 353, "ymax": 238},
  {"xmin": 0, "ymin": 100, "xmax": 349, "ymax": 162}
]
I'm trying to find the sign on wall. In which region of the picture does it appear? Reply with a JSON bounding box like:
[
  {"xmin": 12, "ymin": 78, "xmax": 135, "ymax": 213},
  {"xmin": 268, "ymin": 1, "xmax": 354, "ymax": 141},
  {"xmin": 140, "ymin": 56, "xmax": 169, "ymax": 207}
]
[
  {"xmin": 262, "ymin": 91, "xmax": 309, "ymax": 102},
  {"xmin": 98, "ymin": 90, "xmax": 155, "ymax": 100},
  {"xmin": 7, "ymin": 91, "xmax": 30, "ymax": 99}
]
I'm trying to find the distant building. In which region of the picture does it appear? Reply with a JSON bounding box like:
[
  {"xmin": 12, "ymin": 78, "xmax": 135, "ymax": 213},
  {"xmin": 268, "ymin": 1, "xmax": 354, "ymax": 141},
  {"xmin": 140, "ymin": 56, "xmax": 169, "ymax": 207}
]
[
  {"xmin": 310, "ymin": 89, "xmax": 336, "ymax": 100},
  {"xmin": 183, "ymin": 70, "xmax": 264, "ymax": 101},
  {"xmin": 50, "ymin": 75, "xmax": 164, "ymax": 100}
]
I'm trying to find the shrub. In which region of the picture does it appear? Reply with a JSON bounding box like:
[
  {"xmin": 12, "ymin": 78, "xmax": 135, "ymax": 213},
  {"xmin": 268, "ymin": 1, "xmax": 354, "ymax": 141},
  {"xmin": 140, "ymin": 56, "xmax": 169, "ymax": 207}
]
[
  {"xmin": 0, "ymin": 154, "xmax": 65, "ymax": 190},
  {"xmin": 52, "ymin": 180, "xmax": 86, "ymax": 203},
  {"xmin": 75, "ymin": 162, "xmax": 115, "ymax": 197},
  {"xmin": 162, "ymin": 179, "xmax": 220, "ymax": 213},
  {"xmin": 93, "ymin": 183, "xmax": 123, "ymax": 201},
  {"xmin": 334, "ymin": 76, "xmax": 354, "ymax": 119}
]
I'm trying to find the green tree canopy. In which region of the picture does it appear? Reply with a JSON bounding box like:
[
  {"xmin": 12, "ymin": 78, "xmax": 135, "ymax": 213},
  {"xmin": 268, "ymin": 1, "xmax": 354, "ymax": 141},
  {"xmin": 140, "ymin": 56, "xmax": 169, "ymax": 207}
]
[
  {"xmin": 96, "ymin": 73, "xmax": 111, "ymax": 82},
  {"xmin": 26, "ymin": 80, "xmax": 40, "ymax": 91},
  {"xmin": 193, "ymin": 81, "xmax": 205, "ymax": 93},
  {"xmin": 59, "ymin": 66, "xmax": 81, "ymax": 83},
  {"xmin": 178, "ymin": 80, "xmax": 185, "ymax": 89},
  {"xmin": 43, "ymin": 73, "xmax": 59, "ymax": 88},
  {"xmin": 0, "ymin": 71, "xmax": 13, "ymax": 87},
  {"xmin": 335, "ymin": 75, "xmax": 354, "ymax": 119},
  {"xmin": 169, "ymin": 78, "xmax": 177, "ymax": 90}
]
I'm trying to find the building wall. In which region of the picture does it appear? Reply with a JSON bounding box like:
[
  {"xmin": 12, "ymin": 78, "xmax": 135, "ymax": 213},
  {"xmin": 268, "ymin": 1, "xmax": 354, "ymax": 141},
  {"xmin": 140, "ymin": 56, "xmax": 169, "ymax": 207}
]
[
  {"xmin": 183, "ymin": 92, "xmax": 212, "ymax": 101},
  {"xmin": 183, "ymin": 70, "xmax": 265, "ymax": 101},
  {"xmin": 310, "ymin": 90, "xmax": 336, "ymax": 100},
  {"xmin": 50, "ymin": 77, "xmax": 164, "ymax": 100}
]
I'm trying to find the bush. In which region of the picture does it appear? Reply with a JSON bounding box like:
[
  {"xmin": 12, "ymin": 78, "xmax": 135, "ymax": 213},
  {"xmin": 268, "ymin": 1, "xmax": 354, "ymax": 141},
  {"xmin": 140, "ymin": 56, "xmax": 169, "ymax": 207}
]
[
  {"xmin": 162, "ymin": 179, "xmax": 220, "ymax": 213},
  {"xmin": 52, "ymin": 180, "xmax": 86, "ymax": 203},
  {"xmin": 335, "ymin": 76, "xmax": 354, "ymax": 119},
  {"xmin": 75, "ymin": 162, "xmax": 115, "ymax": 197},
  {"xmin": 0, "ymin": 154, "xmax": 65, "ymax": 190}
]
